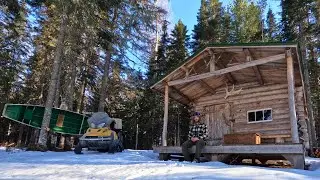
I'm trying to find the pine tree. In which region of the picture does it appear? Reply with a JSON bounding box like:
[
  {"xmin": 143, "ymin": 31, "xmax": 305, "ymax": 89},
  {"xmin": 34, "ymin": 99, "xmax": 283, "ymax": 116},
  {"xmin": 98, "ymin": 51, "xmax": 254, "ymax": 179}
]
[
  {"xmin": 231, "ymin": 0, "xmax": 262, "ymax": 42},
  {"xmin": 266, "ymin": 8, "xmax": 277, "ymax": 41},
  {"xmin": 0, "ymin": 0, "xmax": 30, "ymax": 106},
  {"xmin": 167, "ymin": 20, "xmax": 189, "ymax": 72},
  {"xmin": 281, "ymin": 0, "xmax": 319, "ymax": 147},
  {"xmin": 207, "ymin": 0, "xmax": 223, "ymax": 43},
  {"xmin": 280, "ymin": 0, "xmax": 297, "ymax": 41},
  {"xmin": 157, "ymin": 20, "xmax": 170, "ymax": 78},
  {"xmin": 38, "ymin": 2, "xmax": 68, "ymax": 147},
  {"xmin": 192, "ymin": 0, "xmax": 209, "ymax": 52},
  {"xmin": 221, "ymin": 8, "xmax": 232, "ymax": 43},
  {"xmin": 149, "ymin": 20, "xmax": 169, "ymax": 83}
]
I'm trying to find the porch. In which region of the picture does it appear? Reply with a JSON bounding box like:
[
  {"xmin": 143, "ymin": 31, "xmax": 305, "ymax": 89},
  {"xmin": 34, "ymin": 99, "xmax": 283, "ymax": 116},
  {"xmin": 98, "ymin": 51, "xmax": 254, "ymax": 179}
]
[
  {"xmin": 150, "ymin": 43, "xmax": 313, "ymax": 170},
  {"xmin": 153, "ymin": 144, "xmax": 305, "ymax": 169}
]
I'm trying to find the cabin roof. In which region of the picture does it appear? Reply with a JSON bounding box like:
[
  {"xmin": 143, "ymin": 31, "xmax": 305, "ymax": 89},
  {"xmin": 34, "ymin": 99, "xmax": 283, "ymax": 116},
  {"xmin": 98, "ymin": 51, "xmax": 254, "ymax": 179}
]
[{"xmin": 150, "ymin": 42, "xmax": 304, "ymax": 105}]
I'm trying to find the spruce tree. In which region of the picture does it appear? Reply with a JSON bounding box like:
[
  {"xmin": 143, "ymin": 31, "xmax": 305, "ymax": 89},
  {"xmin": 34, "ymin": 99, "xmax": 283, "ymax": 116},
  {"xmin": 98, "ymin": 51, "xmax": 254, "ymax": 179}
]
[
  {"xmin": 167, "ymin": 20, "xmax": 190, "ymax": 72},
  {"xmin": 207, "ymin": 0, "xmax": 223, "ymax": 43},
  {"xmin": 192, "ymin": 0, "xmax": 209, "ymax": 52},
  {"xmin": 155, "ymin": 20, "xmax": 170, "ymax": 80},
  {"xmin": 281, "ymin": 0, "xmax": 319, "ymax": 147},
  {"xmin": 266, "ymin": 8, "xmax": 277, "ymax": 41},
  {"xmin": 231, "ymin": 0, "xmax": 262, "ymax": 42},
  {"xmin": 221, "ymin": 8, "xmax": 232, "ymax": 43},
  {"xmin": 280, "ymin": 0, "xmax": 297, "ymax": 41}
]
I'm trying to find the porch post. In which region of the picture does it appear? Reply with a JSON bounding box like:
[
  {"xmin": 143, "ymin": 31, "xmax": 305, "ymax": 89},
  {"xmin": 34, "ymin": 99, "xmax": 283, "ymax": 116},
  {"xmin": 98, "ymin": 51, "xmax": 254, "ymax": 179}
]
[
  {"xmin": 162, "ymin": 83, "xmax": 169, "ymax": 146},
  {"xmin": 286, "ymin": 49, "xmax": 299, "ymax": 143}
]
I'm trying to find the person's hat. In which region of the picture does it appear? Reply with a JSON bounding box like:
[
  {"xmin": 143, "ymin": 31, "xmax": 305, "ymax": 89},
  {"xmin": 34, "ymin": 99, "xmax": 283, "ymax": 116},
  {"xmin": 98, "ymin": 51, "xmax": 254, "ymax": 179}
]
[{"xmin": 193, "ymin": 111, "xmax": 201, "ymax": 117}]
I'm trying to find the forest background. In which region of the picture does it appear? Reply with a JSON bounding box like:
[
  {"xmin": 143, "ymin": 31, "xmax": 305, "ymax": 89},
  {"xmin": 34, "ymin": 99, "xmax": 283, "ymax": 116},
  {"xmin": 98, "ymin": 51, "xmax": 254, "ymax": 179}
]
[{"xmin": 0, "ymin": 0, "xmax": 319, "ymax": 149}]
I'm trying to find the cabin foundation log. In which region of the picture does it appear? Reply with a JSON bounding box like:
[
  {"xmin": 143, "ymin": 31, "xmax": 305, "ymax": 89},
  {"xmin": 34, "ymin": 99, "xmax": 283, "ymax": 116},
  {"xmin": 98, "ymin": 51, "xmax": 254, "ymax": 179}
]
[
  {"xmin": 159, "ymin": 153, "xmax": 170, "ymax": 161},
  {"xmin": 282, "ymin": 154, "xmax": 305, "ymax": 169},
  {"xmin": 154, "ymin": 144, "xmax": 305, "ymax": 169}
]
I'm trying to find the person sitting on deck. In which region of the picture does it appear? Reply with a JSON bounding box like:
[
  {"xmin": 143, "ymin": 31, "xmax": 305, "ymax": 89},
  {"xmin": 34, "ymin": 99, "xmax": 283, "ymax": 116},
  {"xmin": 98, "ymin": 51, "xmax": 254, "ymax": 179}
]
[{"xmin": 182, "ymin": 112, "xmax": 208, "ymax": 163}]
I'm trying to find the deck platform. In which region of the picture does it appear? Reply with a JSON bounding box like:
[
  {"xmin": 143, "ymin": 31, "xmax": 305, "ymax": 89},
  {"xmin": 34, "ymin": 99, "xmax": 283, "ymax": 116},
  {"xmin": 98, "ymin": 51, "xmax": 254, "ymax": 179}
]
[{"xmin": 153, "ymin": 144, "xmax": 305, "ymax": 169}]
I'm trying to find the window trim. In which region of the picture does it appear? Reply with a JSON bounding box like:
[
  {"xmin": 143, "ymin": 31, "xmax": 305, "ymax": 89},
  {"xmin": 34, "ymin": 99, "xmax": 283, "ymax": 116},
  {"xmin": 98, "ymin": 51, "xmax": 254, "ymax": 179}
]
[{"xmin": 247, "ymin": 108, "xmax": 273, "ymax": 124}]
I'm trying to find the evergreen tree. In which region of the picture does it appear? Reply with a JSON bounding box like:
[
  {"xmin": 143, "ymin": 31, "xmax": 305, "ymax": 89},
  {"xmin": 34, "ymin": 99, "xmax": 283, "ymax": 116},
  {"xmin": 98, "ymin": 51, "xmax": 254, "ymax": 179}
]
[
  {"xmin": 281, "ymin": 0, "xmax": 319, "ymax": 147},
  {"xmin": 207, "ymin": 0, "xmax": 223, "ymax": 43},
  {"xmin": 0, "ymin": 0, "xmax": 30, "ymax": 106},
  {"xmin": 149, "ymin": 20, "xmax": 169, "ymax": 83},
  {"xmin": 266, "ymin": 8, "xmax": 277, "ymax": 41},
  {"xmin": 280, "ymin": 0, "xmax": 297, "ymax": 41},
  {"xmin": 221, "ymin": 8, "xmax": 232, "ymax": 43},
  {"xmin": 192, "ymin": 0, "xmax": 209, "ymax": 51},
  {"xmin": 231, "ymin": 0, "xmax": 262, "ymax": 42},
  {"xmin": 167, "ymin": 20, "xmax": 189, "ymax": 72}
]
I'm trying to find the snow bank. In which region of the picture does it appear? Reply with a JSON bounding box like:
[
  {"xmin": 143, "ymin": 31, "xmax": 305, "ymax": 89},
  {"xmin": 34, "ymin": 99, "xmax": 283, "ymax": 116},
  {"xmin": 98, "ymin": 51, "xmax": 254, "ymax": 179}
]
[{"xmin": 0, "ymin": 148, "xmax": 320, "ymax": 179}]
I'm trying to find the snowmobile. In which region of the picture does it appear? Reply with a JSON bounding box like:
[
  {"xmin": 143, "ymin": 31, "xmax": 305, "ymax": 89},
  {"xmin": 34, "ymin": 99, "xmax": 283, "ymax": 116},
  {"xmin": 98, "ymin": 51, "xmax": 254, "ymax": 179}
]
[{"xmin": 74, "ymin": 112, "xmax": 124, "ymax": 154}]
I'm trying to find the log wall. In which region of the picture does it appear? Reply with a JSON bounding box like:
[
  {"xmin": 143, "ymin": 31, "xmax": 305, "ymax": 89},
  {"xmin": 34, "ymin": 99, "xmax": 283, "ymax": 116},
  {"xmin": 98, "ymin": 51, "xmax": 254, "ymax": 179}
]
[{"xmin": 194, "ymin": 83, "xmax": 306, "ymax": 144}]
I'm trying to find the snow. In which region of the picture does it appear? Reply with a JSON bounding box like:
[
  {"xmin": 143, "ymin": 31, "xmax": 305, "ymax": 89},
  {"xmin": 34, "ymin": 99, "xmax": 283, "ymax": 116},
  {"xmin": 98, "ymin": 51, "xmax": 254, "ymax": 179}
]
[{"xmin": 0, "ymin": 147, "xmax": 320, "ymax": 180}]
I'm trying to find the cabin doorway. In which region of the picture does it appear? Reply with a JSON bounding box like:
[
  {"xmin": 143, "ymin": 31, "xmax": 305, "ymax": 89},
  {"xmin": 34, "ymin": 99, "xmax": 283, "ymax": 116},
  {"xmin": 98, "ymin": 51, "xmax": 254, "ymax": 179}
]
[{"xmin": 204, "ymin": 103, "xmax": 232, "ymax": 145}]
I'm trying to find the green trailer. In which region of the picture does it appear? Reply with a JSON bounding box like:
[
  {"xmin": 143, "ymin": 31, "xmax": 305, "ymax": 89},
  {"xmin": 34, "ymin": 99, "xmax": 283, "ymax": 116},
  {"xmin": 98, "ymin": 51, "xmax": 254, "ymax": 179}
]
[{"xmin": 1, "ymin": 104, "xmax": 89, "ymax": 135}]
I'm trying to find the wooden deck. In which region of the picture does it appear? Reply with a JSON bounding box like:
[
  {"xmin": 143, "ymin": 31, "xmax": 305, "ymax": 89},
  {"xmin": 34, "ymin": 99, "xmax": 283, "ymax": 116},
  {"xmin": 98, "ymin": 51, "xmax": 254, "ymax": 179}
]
[{"xmin": 153, "ymin": 144, "xmax": 305, "ymax": 169}]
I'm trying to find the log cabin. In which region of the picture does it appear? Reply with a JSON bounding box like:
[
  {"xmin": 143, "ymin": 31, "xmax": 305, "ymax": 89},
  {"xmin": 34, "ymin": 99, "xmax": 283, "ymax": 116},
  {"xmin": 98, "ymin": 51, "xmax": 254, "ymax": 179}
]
[{"xmin": 151, "ymin": 42, "xmax": 316, "ymax": 169}]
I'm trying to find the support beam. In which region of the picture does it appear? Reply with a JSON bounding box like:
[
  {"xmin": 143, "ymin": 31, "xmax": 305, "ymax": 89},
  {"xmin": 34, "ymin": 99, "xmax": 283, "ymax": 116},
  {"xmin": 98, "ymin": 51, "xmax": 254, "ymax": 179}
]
[
  {"xmin": 209, "ymin": 50, "xmax": 236, "ymax": 84},
  {"xmin": 216, "ymin": 62, "xmax": 236, "ymax": 84},
  {"xmin": 162, "ymin": 83, "xmax": 169, "ymax": 146},
  {"xmin": 286, "ymin": 49, "xmax": 299, "ymax": 144},
  {"xmin": 168, "ymin": 53, "xmax": 285, "ymax": 86},
  {"xmin": 171, "ymin": 86, "xmax": 192, "ymax": 103},
  {"xmin": 186, "ymin": 51, "xmax": 209, "ymax": 68},
  {"xmin": 181, "ymin": 66, "xmax": 190, "ymax": 77},
  {"xmin": 199, "ymin": 80, "xmax": 216, "ymax": 95},
  {"xmin": 181, "ymin": 66, "xmax": 216, "ymax": 95},
  {"xmin": 244, "ymin": 49, "xmax": 264, "ymax": 85},
  {"xmin": 252, "ymin": 66, "xmax": 264, "ymax": 85},
  {"xmin": 209, "ymin": 52, "xmax": 215, "ymax": 72}
]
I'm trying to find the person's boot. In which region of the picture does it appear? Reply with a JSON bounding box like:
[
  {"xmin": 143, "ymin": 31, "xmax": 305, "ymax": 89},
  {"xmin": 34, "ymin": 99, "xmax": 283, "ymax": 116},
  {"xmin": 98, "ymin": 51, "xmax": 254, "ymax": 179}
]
[{"xmin": 194, "ymin": 158, "xmax": 200, "ymax": 163}]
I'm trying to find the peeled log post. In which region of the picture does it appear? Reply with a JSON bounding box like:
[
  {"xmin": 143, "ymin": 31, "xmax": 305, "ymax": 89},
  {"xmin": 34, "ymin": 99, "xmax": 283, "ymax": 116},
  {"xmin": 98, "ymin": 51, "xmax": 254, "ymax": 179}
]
[
  {"xmin": 286, "ymin": 49, "xmax": 299, "ymax": 144},
  {"xmin": 162, "ymin": 83, "xmax": 169, "ymax": 146},
  {"xmin": 38, "ymin": 11, "xmax": 67, "ymax": 147}
]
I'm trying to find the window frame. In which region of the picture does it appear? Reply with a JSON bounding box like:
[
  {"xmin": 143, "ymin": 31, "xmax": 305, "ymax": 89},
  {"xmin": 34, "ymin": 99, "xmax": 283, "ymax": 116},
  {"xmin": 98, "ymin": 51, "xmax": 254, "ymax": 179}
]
[{"xmin": 247, "ymin": 108, "xmax": 273, "ymax": 124}]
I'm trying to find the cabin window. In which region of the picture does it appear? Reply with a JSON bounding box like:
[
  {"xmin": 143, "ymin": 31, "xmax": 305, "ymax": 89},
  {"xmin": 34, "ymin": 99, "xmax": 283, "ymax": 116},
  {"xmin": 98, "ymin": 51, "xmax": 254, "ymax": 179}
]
[{"xmin": 247, "ymin": 109, "xmax": 272, "ymax": 123}]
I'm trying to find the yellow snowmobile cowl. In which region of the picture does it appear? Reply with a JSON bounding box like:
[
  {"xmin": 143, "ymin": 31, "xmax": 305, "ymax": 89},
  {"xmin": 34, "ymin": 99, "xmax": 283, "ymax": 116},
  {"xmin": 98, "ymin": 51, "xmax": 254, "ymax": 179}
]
[{"xmin": 85, "ymin": 127, "xmax": 118, "ymax": 139}]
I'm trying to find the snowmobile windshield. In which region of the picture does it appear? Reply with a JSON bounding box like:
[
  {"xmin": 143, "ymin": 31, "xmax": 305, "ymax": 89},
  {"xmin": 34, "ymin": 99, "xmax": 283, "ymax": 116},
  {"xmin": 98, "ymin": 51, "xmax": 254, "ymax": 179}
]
[{"xmin": 87, "ymin": 112, "xmax": 113, "ymax": 128}]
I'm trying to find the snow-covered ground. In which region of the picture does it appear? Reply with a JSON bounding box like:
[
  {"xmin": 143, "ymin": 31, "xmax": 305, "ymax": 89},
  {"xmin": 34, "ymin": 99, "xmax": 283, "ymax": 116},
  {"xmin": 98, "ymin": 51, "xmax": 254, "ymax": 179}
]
[{"xmin": 0, "ymin": 147, "xmax": 320, "ymax": 180}]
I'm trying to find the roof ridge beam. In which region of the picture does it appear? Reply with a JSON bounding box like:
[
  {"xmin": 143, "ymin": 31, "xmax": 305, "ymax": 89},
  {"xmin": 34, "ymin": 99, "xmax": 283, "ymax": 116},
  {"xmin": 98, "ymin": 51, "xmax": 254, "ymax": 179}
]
[{"xmin": 168, "ymin": 53, "xmax": 285, "ymax": 86}]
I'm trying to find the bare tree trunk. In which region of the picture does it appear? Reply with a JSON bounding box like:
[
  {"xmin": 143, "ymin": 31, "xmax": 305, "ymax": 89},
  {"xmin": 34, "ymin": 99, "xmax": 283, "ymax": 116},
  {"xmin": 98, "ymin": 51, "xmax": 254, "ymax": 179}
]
[
  {"xmin": 24, "ymin": 126, "xmax": 30, "ymax": 146},
  {"xmin": 98, "ymin": 8, "xmax": 118, "ymax": 112},
  {"xmin": 65, "ymin": 57, "xmax": 77, "ymax": 111},
  {"xmin": 299, "ymin": 25, "xmax": 317, "ymax": 148},
  {"xmin": 59, "ymin": 135, "xmax": 65, "ymax": 149},
  {"xmin": 38, "ymin": 12, "xmax": 67, "ymax": 147},
  {"xmin": 17, "ymin": 124, "xmax": 24, "ymax": 147},
  {"xmin": 77, "ymin": 56, "xmax": 89, "ymax": 113},
  {"xmin": 77, "ymin": 79, "xmax": 87, "ymax": 113},
  {"xmin": 53, "ymin": 73, "xmax": 61, "ymax": 108},
  {"xmin": 98, "ymin": 50, "xmax": 111, "ymax": 112}
]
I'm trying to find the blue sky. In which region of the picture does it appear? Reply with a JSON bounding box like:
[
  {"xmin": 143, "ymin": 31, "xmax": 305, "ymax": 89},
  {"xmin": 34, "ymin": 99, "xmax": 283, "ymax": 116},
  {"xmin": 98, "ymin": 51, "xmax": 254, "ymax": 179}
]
[
  {"xmin": 170, "ymin": 0, "xmax": 281, "ymax": 34},
  {"xmin": 130, "ymin": 0, "xmax": 283, "ymax": 72}
]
